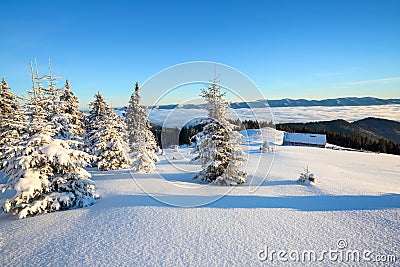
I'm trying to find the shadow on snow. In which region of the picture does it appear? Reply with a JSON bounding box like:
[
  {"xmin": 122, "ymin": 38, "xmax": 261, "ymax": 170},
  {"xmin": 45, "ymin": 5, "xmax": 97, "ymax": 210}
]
[{"xmin": 95, "ymin": 193, "xmax": 400, "ymax": 212}]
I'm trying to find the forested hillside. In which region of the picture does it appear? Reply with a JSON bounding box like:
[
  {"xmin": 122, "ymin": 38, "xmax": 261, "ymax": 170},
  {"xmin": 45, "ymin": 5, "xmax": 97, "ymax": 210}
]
[{"xmin": 277, "ymin": 118, "xmax": 400, "ymax": 155}]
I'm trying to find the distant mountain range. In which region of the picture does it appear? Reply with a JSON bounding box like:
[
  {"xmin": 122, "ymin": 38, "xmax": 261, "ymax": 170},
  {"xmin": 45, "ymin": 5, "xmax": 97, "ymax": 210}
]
[
  {"xmin": 277, "ymin": 117, "xmax": 400, "ymax": 144},
  {"xmin": 144, "ymin": 97, "xmax": 400, "ymax": 109},
  {"xmin": 236, "ymin": 97, "xmax": 400, "ymax": 108}
]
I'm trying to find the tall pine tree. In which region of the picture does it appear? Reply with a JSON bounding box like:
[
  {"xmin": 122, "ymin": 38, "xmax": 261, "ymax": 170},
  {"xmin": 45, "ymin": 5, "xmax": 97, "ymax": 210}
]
[
  {"xmin": 193, "ymin": 76, "xmax": 247, "ymax": 185},
  {"xmin": 125, "ymin": 82, "xmax": 158, "ymax": 173}
]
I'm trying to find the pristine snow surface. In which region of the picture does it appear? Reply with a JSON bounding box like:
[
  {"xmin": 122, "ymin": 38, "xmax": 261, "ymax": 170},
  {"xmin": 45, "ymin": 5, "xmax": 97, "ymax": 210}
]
[{"xmin": 0, "ymin": 129, "xmax": 399, "ymax": 266}]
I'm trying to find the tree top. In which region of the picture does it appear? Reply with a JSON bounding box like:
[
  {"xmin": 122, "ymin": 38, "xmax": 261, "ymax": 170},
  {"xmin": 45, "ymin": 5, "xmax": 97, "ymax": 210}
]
[{"xmin": 135, "ymin": 82, "xmax": 140, "ymax": 93}]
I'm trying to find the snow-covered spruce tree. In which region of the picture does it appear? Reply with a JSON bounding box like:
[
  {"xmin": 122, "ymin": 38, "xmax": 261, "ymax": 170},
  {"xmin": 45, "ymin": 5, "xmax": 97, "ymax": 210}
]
[
  {"xmin": 0, "ymin": 77, "xmax": 17, "ymax": 133},
  {"xmin": 39, "ymin": 62, "xmax": 84, "ymax": 143},
  {"xmin": 86, "ymin": 92, "xmax": 131, "ymax": 170},
  {"xmin": 41, "ymin": 61, "xmax": 61, "ymax": 117},
  {"xmin": 125, "ymin": 82, "xmax": 158, "ymax": 173},
  {"xmin": 298, "ymin": 166, "xmax": 316, "ymax": 184},
  {"xmin": 0, "ymin": 78, "xmax": 28, "ymax": 161},
  {"xmin": 1, "ymin": 132, "xmax": 97, "ymax": 218},
  {"xmin": 24, "ymin": 62, "xmax": 75, "ymax": 139},
  {"xmin": 193, "ymin": 77, "xmax": 247, "ymax": 185},
  {"xmin": 85, "ymin": 91, "xmax": 111, "ymax": 143},
  {"xmin": 85, "ymin": 91, "xmax": 110, "ymax": 156},
  {"xmin": 24, "ymin": 61, "xmax": 56, "ymax": 135},
  {"xmin": 52, "ymin": 80, "xmax": 86, "ymax": 143},
  {"xmin": 1, "ymin": 65, "xmax": 98, "ymax": 218}
]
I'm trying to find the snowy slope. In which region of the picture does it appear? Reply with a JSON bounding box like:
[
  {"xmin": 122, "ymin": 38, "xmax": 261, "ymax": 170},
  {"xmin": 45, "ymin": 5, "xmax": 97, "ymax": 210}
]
[{"xmin": 0, "ymin": 129, "xmax": 399, "ymax": 266}]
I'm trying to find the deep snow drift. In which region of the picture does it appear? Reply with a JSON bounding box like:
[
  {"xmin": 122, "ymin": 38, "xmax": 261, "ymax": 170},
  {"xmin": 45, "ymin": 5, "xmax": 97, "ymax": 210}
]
[{"xmin": 0, "ymin": 129, "xmax": 399, "ymax": 266}]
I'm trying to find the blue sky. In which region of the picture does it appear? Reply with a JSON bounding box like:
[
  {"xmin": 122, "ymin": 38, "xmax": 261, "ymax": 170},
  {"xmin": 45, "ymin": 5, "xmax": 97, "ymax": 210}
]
[{"xmin": 1, "ymin": 0, "xmax": 399, "ymax": 107}]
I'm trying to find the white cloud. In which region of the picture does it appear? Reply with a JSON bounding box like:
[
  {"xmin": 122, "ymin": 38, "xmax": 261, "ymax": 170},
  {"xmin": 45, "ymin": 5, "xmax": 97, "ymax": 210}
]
[
  {"xmin": 314, "ymin": 71, "xmax": 345, "ymax": 77},
  {"xmin": 330, "ymin": 85, "xmax": 352, "ymax": 89},
  {"xmin": 344, "ymin": 77, "xmax": 400, "ymax": 85}
]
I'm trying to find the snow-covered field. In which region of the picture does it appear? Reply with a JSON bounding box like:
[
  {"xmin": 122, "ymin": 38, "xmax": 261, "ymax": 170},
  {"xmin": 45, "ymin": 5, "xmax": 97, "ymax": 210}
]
[
  {"xmin": 0, "ymin": 129, "xmax": 399, "ymax": 266},
  {"xmin": 148, "ymin": 104, "xmax": 400, "ymax": 127}
]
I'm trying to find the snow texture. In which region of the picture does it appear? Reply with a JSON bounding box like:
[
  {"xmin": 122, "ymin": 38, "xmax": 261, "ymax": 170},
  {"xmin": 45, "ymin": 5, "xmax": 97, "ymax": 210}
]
[
  {"xmin": 1, "ymin": 133, "xmax": 97, "ymax": 219},
  {"xmin": 0, "ymin": 129, "xmax": 399, "ymax": 265}
]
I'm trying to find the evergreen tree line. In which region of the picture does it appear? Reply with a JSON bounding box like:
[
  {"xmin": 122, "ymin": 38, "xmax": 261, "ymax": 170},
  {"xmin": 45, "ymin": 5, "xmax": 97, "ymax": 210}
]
[
  {"xmin": 0, "ymin": 63, "xmax": 98, "ymax": 218},
  {"xmin": 0, "ymin": 63, "xmax": 158, "ymax": 218},
  {"xmin": 276, "ymin": 124, "xmax": 400, "ymax": 155},
  {"xmin": 0, "ymin": 64, "xmax": 250, "ymax": 216},
  {"xmin": 229, "ymin": 119, "xmax": 274, "ymax": 130}
]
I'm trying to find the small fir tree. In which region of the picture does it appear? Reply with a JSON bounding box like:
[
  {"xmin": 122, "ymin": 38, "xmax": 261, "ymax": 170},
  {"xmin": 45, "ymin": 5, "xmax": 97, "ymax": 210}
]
[
  {"xmin": 298, "ymin": 166, "xmax": 316, "ymax": 184},
  {"xmin": 261, "ymin": 140, "xmax": 273, "ymax": 152}
]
